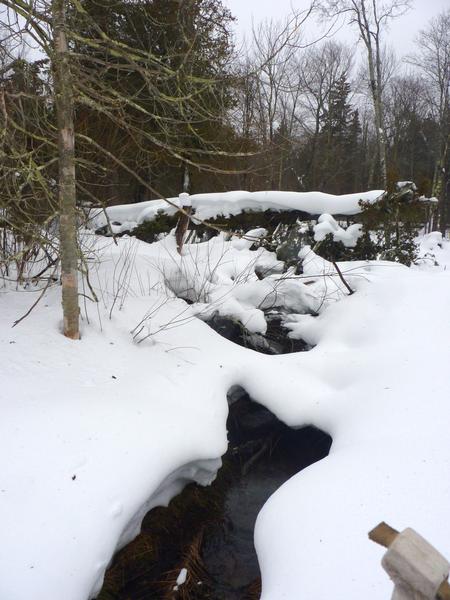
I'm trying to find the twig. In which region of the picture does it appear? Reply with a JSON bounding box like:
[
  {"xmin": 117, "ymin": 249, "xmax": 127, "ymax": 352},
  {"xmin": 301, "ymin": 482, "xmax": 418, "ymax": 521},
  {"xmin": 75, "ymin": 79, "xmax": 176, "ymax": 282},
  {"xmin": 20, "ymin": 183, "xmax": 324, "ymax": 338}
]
[
  {"xmin": 332, "ymin": 261, "xmax": 354, "ymax": 295},
  {"xmin": 12, "ymin": 261, "xmax": 59, "ymax": 327}
]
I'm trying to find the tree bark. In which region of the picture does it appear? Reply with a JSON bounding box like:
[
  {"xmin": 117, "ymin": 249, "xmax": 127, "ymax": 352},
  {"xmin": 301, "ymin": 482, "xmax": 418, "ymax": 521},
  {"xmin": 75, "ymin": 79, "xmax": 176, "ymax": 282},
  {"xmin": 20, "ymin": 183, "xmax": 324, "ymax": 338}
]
[
  {"xmin": 52, "ymin": 0, "xmax": 80, "ymax": 339},
  {"xmin": 361, "ymin": 0, "xmax": 388, "ymax": 188},
  {"xmin": 432, "ymin": 130, "xmax": 449, "ymax": 234}
]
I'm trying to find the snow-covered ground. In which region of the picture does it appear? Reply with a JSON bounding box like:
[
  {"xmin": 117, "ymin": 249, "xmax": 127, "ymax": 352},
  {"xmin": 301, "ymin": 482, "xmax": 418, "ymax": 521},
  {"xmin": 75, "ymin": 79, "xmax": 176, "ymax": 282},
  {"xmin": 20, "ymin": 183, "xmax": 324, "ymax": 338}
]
[{"xmin": 1, "ymin": 227, "xmax": 449, "ymax": 600}]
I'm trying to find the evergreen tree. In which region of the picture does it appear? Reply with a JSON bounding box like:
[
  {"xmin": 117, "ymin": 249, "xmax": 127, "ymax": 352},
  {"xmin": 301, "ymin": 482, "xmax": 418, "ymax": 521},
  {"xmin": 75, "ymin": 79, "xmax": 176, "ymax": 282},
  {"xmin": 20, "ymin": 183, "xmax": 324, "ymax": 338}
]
[
  {"xmin": 70, "ymin": 0, "xmax": 237, "ymax": 203},
  {"xmin": 0, "ymin": 58, "xmax": 55, "ymax": 227},
  {"xmin": 315, "ymin": 74, "xmax": 361, "ymax": 194}
]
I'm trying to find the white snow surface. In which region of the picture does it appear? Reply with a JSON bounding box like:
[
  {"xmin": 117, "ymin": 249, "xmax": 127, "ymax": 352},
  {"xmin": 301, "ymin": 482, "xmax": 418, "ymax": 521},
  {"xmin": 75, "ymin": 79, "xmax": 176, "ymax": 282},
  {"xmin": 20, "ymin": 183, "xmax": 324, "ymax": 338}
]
[
  {"xmin": 89, "ymin": 189, "xmax": 384, "ymax": 231},
  {"xmin": 313, "ymin": 213, "xmax": 363, "ymax": 247},
  {"xmin": 416, "ymin": 231, "xmax": 450, "ymax": 270},
  {"xmin": 1, "ymin": 229, "xmax": 450, "ymax": 600}
]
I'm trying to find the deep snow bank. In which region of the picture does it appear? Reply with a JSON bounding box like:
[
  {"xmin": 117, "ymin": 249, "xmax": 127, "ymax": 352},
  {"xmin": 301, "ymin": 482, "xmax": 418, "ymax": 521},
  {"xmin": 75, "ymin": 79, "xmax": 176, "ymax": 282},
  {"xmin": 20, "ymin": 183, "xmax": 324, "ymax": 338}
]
[
  {"xmin": 1, "ymin": 231, "xmax": 449, "ymax": 600},
  {"xmin": 0, "ymin": 284, "xmax": 232, "ymax": 600},
  {"xmin": 252, "ymin": 267, "xmax": 450, "ymax": 599},
  {"xmin": 89, "ymin": 189, "xmax": 384, "ymax": 231}
]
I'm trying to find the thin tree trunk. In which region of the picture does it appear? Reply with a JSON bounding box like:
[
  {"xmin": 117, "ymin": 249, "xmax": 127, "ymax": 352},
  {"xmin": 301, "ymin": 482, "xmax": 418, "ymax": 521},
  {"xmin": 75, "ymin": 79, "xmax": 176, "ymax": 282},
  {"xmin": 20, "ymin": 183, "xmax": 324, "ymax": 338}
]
[
  {"xmin": 366, "ymin": 51, "xmax": 387, "ymax": 187},
  {"xmin": 373, "ymin": 28, "xmax": 388, "ymax": 187},
  {"xmin": 432, "ymin": 130, "xmax": 449, "ymax": 234},
  {"xmin": 360, "ymin": 0, "xmax": 388, "ymax": 188},
  {"xmin": 182, "ymin": 163, "xmax": 191, "ymax": 194},
  {"xmin": 278, "ymin": 150, "xmax": 284, "ymax": 189},
  {"xmin": 52, "ymin": 0, "xmax": 80, "ymax": 339}
]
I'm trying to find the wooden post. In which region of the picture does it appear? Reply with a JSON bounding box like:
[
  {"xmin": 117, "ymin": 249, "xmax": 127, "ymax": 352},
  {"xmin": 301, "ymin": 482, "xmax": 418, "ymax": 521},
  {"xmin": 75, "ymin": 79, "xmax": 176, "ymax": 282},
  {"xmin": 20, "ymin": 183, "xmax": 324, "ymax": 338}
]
[
  {"xmin": 369, "ymin": 522, "xmax": 450, "ymax": 600},
  {"xmin": 175, "ymin": 192, "xmax": 192, "ymax": 255}
]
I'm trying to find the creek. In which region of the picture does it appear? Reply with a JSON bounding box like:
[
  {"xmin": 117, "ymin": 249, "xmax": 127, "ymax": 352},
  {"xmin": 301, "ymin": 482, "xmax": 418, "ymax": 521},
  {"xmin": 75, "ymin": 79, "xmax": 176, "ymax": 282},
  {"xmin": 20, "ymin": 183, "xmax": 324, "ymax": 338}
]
[
  {"xmin": 98, "ymin": 388, "xmax": 331, "ymax": 600},
  {"xmin": 204, "ymin": 311, "xmax": 313, "ymax": 355}
]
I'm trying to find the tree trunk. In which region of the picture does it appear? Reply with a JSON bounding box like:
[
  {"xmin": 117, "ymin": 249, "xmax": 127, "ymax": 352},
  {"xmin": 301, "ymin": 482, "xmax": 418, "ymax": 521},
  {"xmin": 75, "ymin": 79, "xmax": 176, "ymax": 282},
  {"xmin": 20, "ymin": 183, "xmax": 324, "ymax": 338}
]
[
  {"xmin": 432, "ymin": 128, "xmax": 449, "ymax": 235},
  {"xmin": 359, "ymin": 0, "xmax": 388, "ymax": 189},
  {"xmin": 52, "ymin": 0, "xmax": 80, "ymax": 339},
  {"xmin": 373, "ymin": 30, "xmax": 388, "ymax": 188},
  {"xmin": 366, "ymin": 46, "xmax": 387, "ymax": 188},
  {"xmin": 182, "ymin": 163, "xmax": 191, "ymax": 194}
]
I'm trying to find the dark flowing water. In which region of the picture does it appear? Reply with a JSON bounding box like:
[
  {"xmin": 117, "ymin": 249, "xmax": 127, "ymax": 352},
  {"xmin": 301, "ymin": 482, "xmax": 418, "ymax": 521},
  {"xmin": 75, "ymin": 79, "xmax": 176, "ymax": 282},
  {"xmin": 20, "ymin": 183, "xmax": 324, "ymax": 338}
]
[
  {"xmin": 205, "ymin": 312, "xmax": 313, "ymax": 355},
  {"xmin": 98, "ymin": 390, "xmax": 332, "ymax": 600}
]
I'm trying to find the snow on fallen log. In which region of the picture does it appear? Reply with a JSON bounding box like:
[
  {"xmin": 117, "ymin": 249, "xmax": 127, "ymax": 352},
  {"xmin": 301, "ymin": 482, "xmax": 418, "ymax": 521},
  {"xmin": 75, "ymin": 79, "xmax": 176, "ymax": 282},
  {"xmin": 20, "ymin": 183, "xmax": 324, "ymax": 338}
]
[{"xmin": 89, "ymin": 189, "xmax": 384, "ymax": 231}]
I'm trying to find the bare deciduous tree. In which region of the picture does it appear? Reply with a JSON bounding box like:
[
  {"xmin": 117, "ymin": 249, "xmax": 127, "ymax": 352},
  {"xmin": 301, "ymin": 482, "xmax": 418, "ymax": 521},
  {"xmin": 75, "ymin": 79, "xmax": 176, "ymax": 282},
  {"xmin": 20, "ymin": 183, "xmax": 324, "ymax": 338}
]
[
  {"xmin": 0, "ymin": 0, "xmax": 243, "ymax": 336},
  {"xmin": 322, "ymin": 0, "xmax": 411, "ymax": 187},
  {"xmin": 408, "ymin": 9, "xmax": 450, "ymax": 233}
]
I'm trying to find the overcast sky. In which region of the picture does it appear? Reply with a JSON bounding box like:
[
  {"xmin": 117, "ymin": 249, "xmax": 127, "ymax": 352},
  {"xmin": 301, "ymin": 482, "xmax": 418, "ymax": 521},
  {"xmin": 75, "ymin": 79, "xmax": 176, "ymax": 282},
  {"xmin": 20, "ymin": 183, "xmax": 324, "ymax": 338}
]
[{"xmin": 224, "ymin": 0, "xmax": 448, "ymax": 58}]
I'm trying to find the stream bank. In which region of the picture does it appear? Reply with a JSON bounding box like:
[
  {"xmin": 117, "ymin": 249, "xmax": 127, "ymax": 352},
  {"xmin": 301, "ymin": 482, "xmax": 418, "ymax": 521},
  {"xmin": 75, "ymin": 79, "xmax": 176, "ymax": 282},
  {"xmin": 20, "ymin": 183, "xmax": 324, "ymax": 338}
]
[{"xmin": 98, "ymin": 390, "xmax": 332, "ymax": 600}]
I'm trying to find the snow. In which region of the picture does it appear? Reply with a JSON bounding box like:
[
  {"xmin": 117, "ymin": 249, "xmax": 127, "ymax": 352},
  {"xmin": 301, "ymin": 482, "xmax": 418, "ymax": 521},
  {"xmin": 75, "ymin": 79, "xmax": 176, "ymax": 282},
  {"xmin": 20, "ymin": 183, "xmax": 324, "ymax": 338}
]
[
  {"xmin": 419, "ymin": 195, "xmax": 439, "ymax": 204},
  {"xmin": 255, "ymin": 265, "xmax": 450, "ymax": 599},
  {"xmin": 176, "ymin": 568, "xmax": 188, "ymax": 586},
  {"xmin": 0, "ymin": 288, "xmax": 226, "ymax": 599},
  {"xmin": 313, "ymin": 213, "xmax": 363, "ymax": 247},
  {"xmin": 1, "ymin": 225, "xmax": 450, "ymax": 600},
  {"xmin": 89, "ymin": 189, "xmax": 384, "ymax": 231},
  {"xmin": 396, "ymin": 180, "xmax": 417, "ymax": 190},
  {"xmin": 178, "ymin": 192, "xmax": 192, "ymax": 208},
  {"xmin": 173, "ymin": 567, "xmax": 188, "ymax": 590}
]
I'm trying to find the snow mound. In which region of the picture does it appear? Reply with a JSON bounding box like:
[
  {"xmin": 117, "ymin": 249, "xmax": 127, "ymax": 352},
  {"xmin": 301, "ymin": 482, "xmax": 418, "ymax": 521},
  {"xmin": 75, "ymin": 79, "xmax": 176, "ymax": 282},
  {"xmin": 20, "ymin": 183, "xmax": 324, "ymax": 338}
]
[
  {"xmin": 416, "ymin": 231, "xmax": 450, "ymax": 270},
  {"xmin": 313, "ymin": 213, "xmax": 363, "ymax": 247}
]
